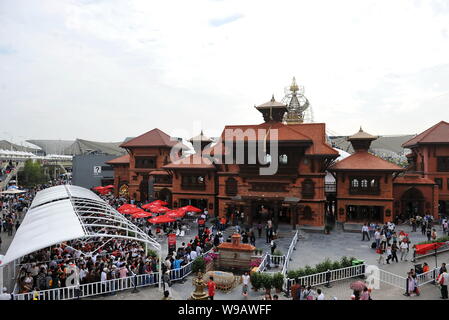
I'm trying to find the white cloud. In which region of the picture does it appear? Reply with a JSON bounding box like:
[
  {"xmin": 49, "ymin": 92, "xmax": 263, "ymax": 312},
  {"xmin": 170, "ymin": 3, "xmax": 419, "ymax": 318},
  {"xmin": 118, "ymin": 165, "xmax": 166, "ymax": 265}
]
[{"xmin": 0, "ymin": 0, "xmax": 449, "ymax": 142}]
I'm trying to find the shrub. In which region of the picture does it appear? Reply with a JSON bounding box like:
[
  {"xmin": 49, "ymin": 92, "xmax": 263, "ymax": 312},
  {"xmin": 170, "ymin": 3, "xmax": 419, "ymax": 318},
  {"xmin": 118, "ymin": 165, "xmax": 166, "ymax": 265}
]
[
  {"xmin": 192, "ymin": 257, "xmax": 206, "ymax": 273},
  {"xmin": 273, "ymin": 273, "xmax": 284, "ymax": 291},
  {"xmin": 303, "ymin": 265, "xmax": 315, "ymax": 276},
  {"xmin": 331, "ymin": 261, "xmax": 341, "ymax": 270},
  {"xmin": 340, "ymin": 256, "xmax": 351, "ymax": 268},
  {"xmin": 261, "ymin": 273, "xmax": 273, "ymax": 290},
  {"xmin": 250, "ymin": 272, "xmax": 262, "ymax": 290},
  {"xmin": 147, "ymin": 249, "xmax": 158, "ymax": 258}
]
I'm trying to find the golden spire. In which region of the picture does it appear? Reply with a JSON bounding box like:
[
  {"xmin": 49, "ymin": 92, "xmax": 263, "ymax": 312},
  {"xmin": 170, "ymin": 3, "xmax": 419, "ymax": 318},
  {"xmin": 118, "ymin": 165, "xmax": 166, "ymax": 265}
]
[{"xmin": 290, "ymin": 77, "xmax": 299, "ymax": 93}]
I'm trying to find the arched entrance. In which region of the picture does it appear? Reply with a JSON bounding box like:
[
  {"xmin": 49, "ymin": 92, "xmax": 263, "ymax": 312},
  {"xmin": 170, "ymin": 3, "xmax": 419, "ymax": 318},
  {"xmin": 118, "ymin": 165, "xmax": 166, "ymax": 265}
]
[
  {"xmin": 138, "ymin": 174, "xmax": 149, "ymax": 202},
  {"xmin": 401, "ymin": 187, "xmax": 425, "ymax": 219},
  {"xmin": 158, "ymin": 188, "xmax": 172, "ymax": 206}
]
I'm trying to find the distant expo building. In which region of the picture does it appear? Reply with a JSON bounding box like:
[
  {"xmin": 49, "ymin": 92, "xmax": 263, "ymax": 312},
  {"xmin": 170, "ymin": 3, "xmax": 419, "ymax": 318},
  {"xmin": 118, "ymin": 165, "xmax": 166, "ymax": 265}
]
[{"xmin": 106, "ymin": 79, "xmax": 449, "ymax": 229}]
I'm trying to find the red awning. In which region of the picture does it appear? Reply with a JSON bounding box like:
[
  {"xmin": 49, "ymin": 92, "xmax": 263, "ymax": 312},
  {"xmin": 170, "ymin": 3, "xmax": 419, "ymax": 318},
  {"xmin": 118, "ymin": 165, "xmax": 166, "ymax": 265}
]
[{"xmin": 415, "ymin": 242, "xmax": 446, "ymax": 255}]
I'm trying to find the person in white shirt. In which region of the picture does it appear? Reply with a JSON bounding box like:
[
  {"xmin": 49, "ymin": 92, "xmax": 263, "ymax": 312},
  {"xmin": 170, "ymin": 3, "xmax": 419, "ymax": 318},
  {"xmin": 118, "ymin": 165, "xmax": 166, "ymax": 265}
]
[
  {"xmin": 374, "ymin": 229, "xmax": 381, "ymax": 248},
  {"xmin": 400, "ymin": 240, "xmax": 409, "ymax": 261},
  {"xmin": 361, "ymin": 224, "xmax": 370, "ymax": 241},
  {"xmin": 438, "ymin": 271, "xmax": 449, "ymax": 299},
  {"xmin": 316, "ymin": 289, "xmax": 325, "ymax": 300},
  {"xmin": 190, "ymin": 250, "xmax": 198, "ymax": 261},
  {"xmin": 242, "ymin": 272, "xmax": 250, "ymax": 297}
]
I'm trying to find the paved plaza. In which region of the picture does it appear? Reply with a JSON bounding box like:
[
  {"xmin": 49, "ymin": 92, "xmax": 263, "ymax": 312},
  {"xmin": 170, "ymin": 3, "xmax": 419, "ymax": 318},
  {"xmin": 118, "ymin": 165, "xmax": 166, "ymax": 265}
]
[{"xmin": 85, "ymin": 221, "xmax": 449, "ymax": 301}]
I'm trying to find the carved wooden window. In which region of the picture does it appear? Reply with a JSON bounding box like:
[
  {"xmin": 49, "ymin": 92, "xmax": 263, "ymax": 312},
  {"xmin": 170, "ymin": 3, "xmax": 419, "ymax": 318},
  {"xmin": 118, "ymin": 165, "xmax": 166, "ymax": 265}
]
[
  {"xmin": 181, "ymin": 174, "xmax": 206, "ymax": 190},
  {"xmin": 349, "ymin": 176, "xmax": 380, "ymax": 195},
  {"xmin": 279, "ymin": 154, "xmax": 288, "ymax": 165},
  {"xmin": 435, "ymin": 178, "xmax": 443, "ymax": 189},
  {"xmin": 225, "ymin": 177, "xmax": 238, "ymax": 196},
  {"xmin": 351, "ymin": 179, "xmax": 359, "ymax": 188},
  {"xmin": 135, "ymin": 156, "xmax": 156, "ymax": 169},
  {"xmin": 301, "ymin": 179, "xmax": 315, "ymax": 199},
  {"xmin": 437, "ymin": 157, "xmax": 449, "ymax": 172},
  {"xmin": 361, "ymin": 179, "xmax": 368, "ymax": 188}
]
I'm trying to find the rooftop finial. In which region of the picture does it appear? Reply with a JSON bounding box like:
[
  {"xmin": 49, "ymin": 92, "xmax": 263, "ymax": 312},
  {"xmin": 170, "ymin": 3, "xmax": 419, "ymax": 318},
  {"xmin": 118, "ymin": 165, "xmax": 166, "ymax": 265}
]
[
  {"xmin": 271, "ymin": 94, "xmax": 275, "ymax": 102},
  {"xmin": 359, "ymin": 126, "xmax": 363, "ymax": 132},
  {"xmin": 290, "ymin": 77, "xmax": 299, "ymax": 93}
]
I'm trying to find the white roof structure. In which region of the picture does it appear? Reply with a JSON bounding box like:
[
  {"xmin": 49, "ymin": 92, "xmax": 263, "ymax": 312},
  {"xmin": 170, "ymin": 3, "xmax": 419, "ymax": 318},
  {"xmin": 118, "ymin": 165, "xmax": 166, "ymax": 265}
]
[{"xmin": 0, "ymin": 185, "xmax": 160, "ymax": 267}]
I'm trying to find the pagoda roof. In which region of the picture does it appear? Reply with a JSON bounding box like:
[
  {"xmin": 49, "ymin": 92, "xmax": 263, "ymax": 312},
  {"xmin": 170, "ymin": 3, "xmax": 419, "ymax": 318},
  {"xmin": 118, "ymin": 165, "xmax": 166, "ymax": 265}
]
[
  {"xmin": 219, "ymin": 122, "xmax": 338, "ymax": 156},
  {"xmin": 329, "ymin": 151, "xmax": 404, "ymax": 171},
  {"xmin": 106, "ymin": 154, "xmax": 130, "ymax": 165},
  {"xmin": 120, "ymin": 128, "xmax": 178, "ymax": 148},
  {"xmin": 348, "ymin": 127, "xmax": 378, "ymax": 141},
  {"xmin": 162, "ymin": 153, "xmax": 216, "ymax": 170},
  {"xmin": 402, "ymin": 121, "xmax": 449, "ymax": 148},
  {"xmin": 255, "ymin": 95, "xmax": 287, "ymax": 109},
  {"xmin": 189, "ymin": 131, "xmax": 213, "ymax": 143}
]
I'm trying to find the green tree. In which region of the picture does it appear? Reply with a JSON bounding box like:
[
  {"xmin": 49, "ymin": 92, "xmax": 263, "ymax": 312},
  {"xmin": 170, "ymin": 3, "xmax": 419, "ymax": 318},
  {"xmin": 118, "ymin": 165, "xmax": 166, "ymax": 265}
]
[{"xmin": 19, "ymin": 160, "xmax": 47, "ymax": 187}]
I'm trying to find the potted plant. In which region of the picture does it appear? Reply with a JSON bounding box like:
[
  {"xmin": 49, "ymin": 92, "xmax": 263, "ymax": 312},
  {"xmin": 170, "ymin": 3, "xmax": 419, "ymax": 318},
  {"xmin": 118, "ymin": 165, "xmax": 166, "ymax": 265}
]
[
  {"xmin": 273, "ymin": 272, "xmax": 284, "ymax": 293},
  {"xmin": 261, "ymin": 273, "xmax": 273, "ymax": 294},
  {"xmin": 250, "ymin": 272, "xmax": 262, "ymax": 291},
  {"xmin": 191, "ymin": 256, "xmax": 206, "ymax": 274}
]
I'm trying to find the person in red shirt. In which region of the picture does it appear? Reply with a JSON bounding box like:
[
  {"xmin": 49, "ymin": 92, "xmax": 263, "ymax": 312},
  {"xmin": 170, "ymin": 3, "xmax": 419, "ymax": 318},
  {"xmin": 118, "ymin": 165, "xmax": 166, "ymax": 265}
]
[{"xmin": 207, "ymin": 276, "xmax": 216, "ymax": 300}]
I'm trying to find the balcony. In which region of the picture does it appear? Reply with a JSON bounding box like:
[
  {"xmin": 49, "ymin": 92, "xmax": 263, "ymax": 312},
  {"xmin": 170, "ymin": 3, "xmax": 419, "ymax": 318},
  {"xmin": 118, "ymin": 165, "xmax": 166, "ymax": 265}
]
[{"xmin": 181, "ymin": 184, "xmax": 206, "ymax": 191}]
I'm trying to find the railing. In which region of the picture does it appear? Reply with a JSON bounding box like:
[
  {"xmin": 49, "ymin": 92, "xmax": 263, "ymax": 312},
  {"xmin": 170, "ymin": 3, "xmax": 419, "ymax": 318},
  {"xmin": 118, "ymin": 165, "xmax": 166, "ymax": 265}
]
[
  {"xmin": 284, "ymin": 264, "xmax": 366, "ymax": 296},
  {"xmin": 257, "ymin": 253, "xmax": 270, "ymax": 273},
  {"xmin": 12, "ymin": 248, "xmax": 216, "ymax": 300},
  {"xmin": 282, "ymin": 230, "xmax": 298, "ymax": 276},
  {"xmin": 416, "ymin": 268, "xmax": 438, "ymax": 287},
  {"xmin": 374, "ymin": 269, "xmax": 406, "ymax": 290},
  {"xmin": 13, "ymin": 273, "xmax": 160, "ymax": 300}
]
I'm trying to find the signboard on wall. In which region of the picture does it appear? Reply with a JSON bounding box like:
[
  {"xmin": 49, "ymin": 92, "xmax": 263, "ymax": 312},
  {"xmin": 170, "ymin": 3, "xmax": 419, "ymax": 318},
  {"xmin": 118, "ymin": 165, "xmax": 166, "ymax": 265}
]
[{"xmin": 93, "ymin": 166, "xmax": 102, "ymax": 176}]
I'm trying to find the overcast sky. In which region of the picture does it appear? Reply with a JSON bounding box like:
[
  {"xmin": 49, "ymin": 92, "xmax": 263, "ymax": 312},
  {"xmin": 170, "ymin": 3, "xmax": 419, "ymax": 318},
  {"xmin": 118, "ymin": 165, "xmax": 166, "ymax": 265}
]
[{"xmin": 1, "ymin": 0, "xmax": 449, "ymax": 144}]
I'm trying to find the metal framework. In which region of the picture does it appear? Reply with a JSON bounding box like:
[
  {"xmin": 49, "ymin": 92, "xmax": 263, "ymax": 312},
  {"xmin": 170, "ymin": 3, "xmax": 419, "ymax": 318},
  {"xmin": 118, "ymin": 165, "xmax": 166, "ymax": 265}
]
[{"xmin": 0, "ymin": 185, "xmax": 162, "ymax": 290}]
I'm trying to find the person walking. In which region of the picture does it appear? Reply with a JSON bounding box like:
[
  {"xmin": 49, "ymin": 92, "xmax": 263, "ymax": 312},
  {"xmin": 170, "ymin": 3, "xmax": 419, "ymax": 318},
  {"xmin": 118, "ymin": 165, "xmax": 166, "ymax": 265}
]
[
  {"xmin": 270, "ymin": 240, "xmax": 277, "ymax": 255},
  {"xmin": 316, "ymin": 288, "xmax": 325, "ymax": 300},
  {"xmin": 400, "ymin": 240, "xmax": 409, "ymax": 261},
  {"xmin": 361, "ymin": 224, "xmax": 370, "ymax": 241},
  {"xmin": 374, "ymin": 229, "xmax": 381, "ymax": 249},
  {"xmin": 242, "ymin": 272, "xmax": 250, "ymax": 297},
  {"xmin": 391, "ymin": 242, "xmax": 399, "ymax": 263},
  {"xmin": 438, "ymin": 269, "xmax": 449, "ymax": 299},
  {"xmin": 207, "ymin": 276, "xmax": 216, "ymax": 300},
  {"xmin": 385, "ymin": 245, "xmax": 392, "ymax": 264},
  {"xmin": 377, "ymin": 247, "xmax": 385, "ymax": 265}
]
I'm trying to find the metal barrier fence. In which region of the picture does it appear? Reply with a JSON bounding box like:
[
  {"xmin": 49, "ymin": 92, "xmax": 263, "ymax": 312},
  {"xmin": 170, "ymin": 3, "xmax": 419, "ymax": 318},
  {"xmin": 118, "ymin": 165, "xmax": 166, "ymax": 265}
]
[
  {"xmin": 374, "ymin": 269, "xmax": 406, "ymax": 290},
  {"xmin": 13, "ymin": 273, "xmax": 160, "ymax": 300},
  {"xmin": 12, "ymin": 248, "xmax": 216, "ymax": 300},
  {"xmin": 416, "ymin": 267, "xmax": 438, "ymax": 287},
  {"xmin": 284, "ymin": 264, "xmax": 366, "ymax": 296}
]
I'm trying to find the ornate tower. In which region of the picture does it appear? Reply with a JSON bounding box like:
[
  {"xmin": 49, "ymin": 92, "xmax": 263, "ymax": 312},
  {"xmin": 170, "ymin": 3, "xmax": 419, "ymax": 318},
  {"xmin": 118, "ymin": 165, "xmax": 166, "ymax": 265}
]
[
  {"xmin": 347, "ymin": 127, "xmax": 378, "ymax": 152},
  {"xmin": 283, "ymin": 77, "xmax": 311, "ymax": 124}
]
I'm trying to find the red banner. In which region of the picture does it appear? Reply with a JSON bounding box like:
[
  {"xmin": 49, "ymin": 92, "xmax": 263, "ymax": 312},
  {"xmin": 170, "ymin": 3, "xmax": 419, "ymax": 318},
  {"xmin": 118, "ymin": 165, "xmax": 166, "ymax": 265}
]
[
  {"xmin": 415, "ymin": 242, "xmax": 446, "ymax": 255},
  {"xmin": 168, "ymin": 233, "xmax": 176, "ymax": 246}
]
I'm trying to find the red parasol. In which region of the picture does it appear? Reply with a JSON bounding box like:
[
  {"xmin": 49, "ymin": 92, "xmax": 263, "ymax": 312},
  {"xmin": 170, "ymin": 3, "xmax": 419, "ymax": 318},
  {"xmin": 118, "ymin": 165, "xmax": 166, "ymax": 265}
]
[
  {"xmin": 141, "ymin": 203, "xmax": 159, "ymax": 210},
  {"xmin": 148, "ymin": 215, "xmax": 176, "ymax": 224},
  {"xmin": 103, "ymin": 185, "xmax": 115, "ymax": 189},
  {"xmin": 119, "ymin": 207, "xmax": 142, "ymax": 215},
  {"xmin": 179, "ymin": 205, "xmax": 202, "ymax": 213},
  {"xmin": 165, "ymin": 209, "xmax": 186, "ymax": 219},
  {"xmin": 149, "ymin": 206, "xmax": 170, "ymax": 214},
  {"xmin": 132, "ymin": 211, "xmax": 153, "ymax": 219},
  {"xmin": 350, "ymin": 281, "xmax": 367, "ymax": 291},
  {"xmin": 118, "ymin": 204, "xmax": 137, "ymax": 211},
  {"xmin": 149, "ymin": 200, "xmax": 169, "ymax": 206},
  {"xmin": 93, "ymin": 186, "xmax": 104, "ymax": 191}
]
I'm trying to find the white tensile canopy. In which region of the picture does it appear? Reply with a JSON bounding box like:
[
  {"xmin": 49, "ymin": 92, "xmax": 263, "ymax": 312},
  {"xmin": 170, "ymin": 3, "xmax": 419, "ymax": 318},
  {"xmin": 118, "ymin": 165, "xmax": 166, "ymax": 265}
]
[{"xmin": 0, "ymin": 185, "xmax": 161, "ymax": 268}]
